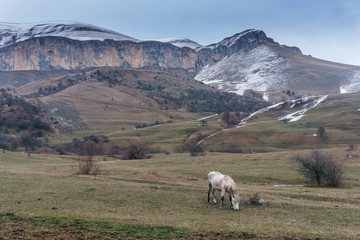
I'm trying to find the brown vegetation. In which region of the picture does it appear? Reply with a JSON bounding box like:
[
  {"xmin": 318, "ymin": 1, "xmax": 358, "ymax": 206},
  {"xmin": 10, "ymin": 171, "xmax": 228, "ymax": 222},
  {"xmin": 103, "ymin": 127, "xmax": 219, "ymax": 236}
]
[
  {"xmin": 121, "ymin": 138, "xmax": 150, "ymax": 160},
  {"xmin": 294, "ymin": 149, "xmax": 345, "ymax": 187},
  {"xmin": 72, "ymin": 156, "xmax": 100, "ymax": 175}
]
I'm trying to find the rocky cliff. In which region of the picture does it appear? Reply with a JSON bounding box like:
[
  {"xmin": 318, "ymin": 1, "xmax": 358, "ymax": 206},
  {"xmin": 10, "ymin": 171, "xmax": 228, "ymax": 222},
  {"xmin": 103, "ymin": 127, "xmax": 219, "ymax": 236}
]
[
  {"xmin": 0, "ymin": 37, "xmax": 199, "ymax": 74},
  {"xmin": 0, "ymin": 27, "xmax": 296, "ymax": 75}
]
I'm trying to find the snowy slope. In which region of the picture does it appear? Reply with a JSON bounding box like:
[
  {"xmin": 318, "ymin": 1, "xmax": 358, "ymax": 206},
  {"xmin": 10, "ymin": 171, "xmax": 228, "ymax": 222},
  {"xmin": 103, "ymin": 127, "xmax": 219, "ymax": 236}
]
[
  {"xmin": 0, "ymin": 21, "xmax": 138, "ymax": 47},
  {"xmin": 204, "ymin": 29, "xmax": 268, "ymax": 50},
  {"xmin": 0, "ymin": 21, "xmax": 204, "ymax": 50},
  {"xmin": 195, "ymin": 45, "xmax": 288, "ymax": 95},
  {"xmin": 340, "ymin": 71, "xmax": 360, "ymax": 94}
]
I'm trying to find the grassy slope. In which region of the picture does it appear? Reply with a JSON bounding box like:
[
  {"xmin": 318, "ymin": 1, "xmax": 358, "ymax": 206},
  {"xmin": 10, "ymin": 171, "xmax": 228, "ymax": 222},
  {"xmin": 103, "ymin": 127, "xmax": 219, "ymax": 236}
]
[
  {"xmin": 44, "ymin": 92, "xmax": 360, "ymax": 153},
  {"xmin": 15, "ymin": 68, "xmax": 216, "ymax": 133},
  {"xmin": 1, "ymin": 150, "xmax": 360, "ymax": 239},
  {"xmin": 201, "ymin": 93, "xmax": 360, "ymax": 152}
]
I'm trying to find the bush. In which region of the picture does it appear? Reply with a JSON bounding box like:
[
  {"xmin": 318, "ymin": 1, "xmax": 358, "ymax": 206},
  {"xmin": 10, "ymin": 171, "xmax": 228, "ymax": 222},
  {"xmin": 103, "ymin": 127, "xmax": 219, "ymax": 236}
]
[
  {"xmin": 106, "ymin": 144, "xmax": 122, "ymax": 157},
  {"xmin": 317, "ymin": 126, "xmax": 326, "ymax": 137},
  {"xmin": 121, "ymin": 139, "xmax": 149, "ymax": 160},
  {"xmin": 72, "ymin": 156, "xmax": 100, "ymax": 175},
  {"xmin": 294, "ymin": 149, "xmax": 344, "ymax": 187},
  {"xmin": 176, "ymin": 134, "xmax": 204, "ymax": 156},
  {"xmin": 82, "ymin": 140, "xmax": 98, "ymax": 156}
]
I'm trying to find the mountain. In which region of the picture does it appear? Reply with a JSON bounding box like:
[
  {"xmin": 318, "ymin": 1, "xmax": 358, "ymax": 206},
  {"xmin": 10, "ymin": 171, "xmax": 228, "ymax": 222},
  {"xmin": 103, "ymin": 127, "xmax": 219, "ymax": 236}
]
[
  {"xmin": 0, "ymin": 21, "xmax": 138, "ymax": 47},
  {"xmin": 195, "ymin": 31, "xmax": 360, "ymax": 96},
  {"xmin": 1, "ymin": 22, "xmax": 360, "ymax": 97}
]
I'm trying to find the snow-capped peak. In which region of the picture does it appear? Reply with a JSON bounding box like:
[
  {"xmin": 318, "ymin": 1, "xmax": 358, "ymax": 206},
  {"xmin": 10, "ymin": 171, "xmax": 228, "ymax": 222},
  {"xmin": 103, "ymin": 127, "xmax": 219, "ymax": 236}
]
[
  {"xmin": 0, "ymin": 21, "xmax": 138, "ymax": 47},
  {"xmin": 142, "ymin": 38, "xmax": 203, "ymax": 49},
  {"xmin": 203, "ymin": 29, "xmax": 272, "ymax": 50}
]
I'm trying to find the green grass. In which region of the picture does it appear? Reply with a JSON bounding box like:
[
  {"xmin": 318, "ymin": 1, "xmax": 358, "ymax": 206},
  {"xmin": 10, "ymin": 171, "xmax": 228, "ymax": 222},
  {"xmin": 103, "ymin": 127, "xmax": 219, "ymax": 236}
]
[
  {"xmin": 2, "ymin": 93, "xmax": 360, "ymax": 239},
  {"xmin": 200, "ymin": 93, "xmax": 360, "ymax": 152},
  {"xmin": 1, "ymin": 150, "xmax": 360, "ymax": 239}
]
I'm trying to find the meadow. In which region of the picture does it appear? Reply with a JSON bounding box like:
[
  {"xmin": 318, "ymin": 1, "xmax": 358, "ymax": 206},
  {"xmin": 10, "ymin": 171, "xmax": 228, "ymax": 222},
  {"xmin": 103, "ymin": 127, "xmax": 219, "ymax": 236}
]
[
  {"xmin": 2, "ymin": 92, "xmax": 360, "ymax": 239},
  {"xmin": 1, "ymin": 148, "xmax": 360, "ymax": 239}
]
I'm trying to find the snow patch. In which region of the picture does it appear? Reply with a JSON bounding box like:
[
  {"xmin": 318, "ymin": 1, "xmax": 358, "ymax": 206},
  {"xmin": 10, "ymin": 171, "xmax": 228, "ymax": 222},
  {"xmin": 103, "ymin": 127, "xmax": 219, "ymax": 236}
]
[
  {"xmin": 144, "ymin": 38, "xmax": 202, "ymax": 49},
  {"xmin": 278, "ymin": 95, "xmax": 328, "ymax": 123},
  {"xmin": 196, "ymin": 113, "xmax": 218, "ymax": 121},
  {"xmin": 340, "ymin": 71, "xmax": 360, "ymax": 94},
  {"xmin": 262, "ymin": 93, "xmax": 269, "ymax": 102},
  {"xmin": 237, "ymin": 101, "xmax": 284, "ymax": 126}
]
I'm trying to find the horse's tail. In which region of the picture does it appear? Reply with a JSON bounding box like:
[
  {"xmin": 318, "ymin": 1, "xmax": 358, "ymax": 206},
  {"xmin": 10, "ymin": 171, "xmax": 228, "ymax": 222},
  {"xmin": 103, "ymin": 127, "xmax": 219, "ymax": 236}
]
[{"xmin": 207, "ymin": 172, "xmax": 212, "ymax": 186}]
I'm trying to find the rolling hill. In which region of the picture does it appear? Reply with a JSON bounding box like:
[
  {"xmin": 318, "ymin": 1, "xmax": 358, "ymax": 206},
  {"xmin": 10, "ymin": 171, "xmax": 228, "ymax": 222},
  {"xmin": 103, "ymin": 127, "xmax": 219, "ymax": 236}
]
[{"xmin": 12, "ymin": 67, "xmax": 268, "ymax": 133}]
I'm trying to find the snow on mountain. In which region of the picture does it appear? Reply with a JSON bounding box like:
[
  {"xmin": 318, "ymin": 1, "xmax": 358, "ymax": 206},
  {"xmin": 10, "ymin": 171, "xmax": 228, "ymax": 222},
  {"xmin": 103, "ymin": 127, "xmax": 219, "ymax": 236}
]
[
  {"xmin": 0, "ymin": 21, "xmax": 203, "ymax": 50},
  {"xmin": 2, "ymin": 22, "xmax": 360, "ymax": 97},
  {"xmin": 340, "ymin": 71, "xmax": 360, "ymax": 94},
  {"xmin": 204, "ymin": 29, "xmax": 267, "ymax": 50},
  {"xmin": 195, "ymin": 45, "xmax": 288, "ymax": 95},
  {"xmin": 144, "ymin": 38, "xmax": 202, "ymax": 49},
  {"xmin": 0, "ymin": 21, "xmax": 138, "ymax": 47}
]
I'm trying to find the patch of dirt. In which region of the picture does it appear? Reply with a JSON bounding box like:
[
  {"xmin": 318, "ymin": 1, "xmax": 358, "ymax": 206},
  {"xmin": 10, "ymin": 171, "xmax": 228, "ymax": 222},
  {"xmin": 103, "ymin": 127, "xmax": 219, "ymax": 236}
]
[{"xmin": 42, "ymin": 98, "xmax": 88, "ymax": 132}]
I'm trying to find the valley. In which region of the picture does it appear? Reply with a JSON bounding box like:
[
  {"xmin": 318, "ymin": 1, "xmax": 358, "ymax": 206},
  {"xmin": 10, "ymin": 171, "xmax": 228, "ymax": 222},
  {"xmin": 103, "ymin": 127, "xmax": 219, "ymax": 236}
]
[{"xmin": 1, "ymin": 21, "xmax": 360, "ymax": 239}]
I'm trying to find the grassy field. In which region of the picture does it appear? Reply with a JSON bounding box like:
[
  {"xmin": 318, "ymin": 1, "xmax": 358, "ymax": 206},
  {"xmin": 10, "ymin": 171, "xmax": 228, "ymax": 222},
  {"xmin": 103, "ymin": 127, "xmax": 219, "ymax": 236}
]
[
  {"xmin": 2, "ymin": 92, "xmax": 360, "ymax": 239},
  {"xmin": 1, "ymin": 149, "xmax": 360, "ymax": 239}
]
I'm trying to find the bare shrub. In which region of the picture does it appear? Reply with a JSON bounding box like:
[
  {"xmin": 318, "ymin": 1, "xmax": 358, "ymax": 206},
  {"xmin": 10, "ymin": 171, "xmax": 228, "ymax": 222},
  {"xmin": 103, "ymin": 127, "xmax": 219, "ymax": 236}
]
[
  {"xmin": 72, "ymin": 156, "xmax": 100, "ymax": 175},
  {"xmin": 121, "ymin": 138, "xmax": 150, "ymax": 160},
  {"xmin": 175, "ymin": 134, "xmax": 204, "ymax": 156},
  {"xmin": 82, "ymin": 140, "xmax": 98, "ymax": 156},
  {"xmin": 294, "ymin": 149, "xmax": 344, "ymax": 188},
  {"xmin": 106, "ymin": 144, "xmax": 122, "ymax": 157}
]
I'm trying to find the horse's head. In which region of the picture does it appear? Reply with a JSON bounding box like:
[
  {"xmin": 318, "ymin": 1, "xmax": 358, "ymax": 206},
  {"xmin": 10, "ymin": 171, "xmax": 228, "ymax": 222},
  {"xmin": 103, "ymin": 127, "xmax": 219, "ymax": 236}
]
[{"xmin": 231, "ymin": 192, "xmax": 241, "ymax": 211}]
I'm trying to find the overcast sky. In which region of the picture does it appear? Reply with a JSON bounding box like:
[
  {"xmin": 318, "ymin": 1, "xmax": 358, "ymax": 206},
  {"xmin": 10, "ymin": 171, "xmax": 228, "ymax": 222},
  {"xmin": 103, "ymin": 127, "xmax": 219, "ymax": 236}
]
[{"xmin": 1, "ymin": 0, "xmax": 360, "ymax": 65}]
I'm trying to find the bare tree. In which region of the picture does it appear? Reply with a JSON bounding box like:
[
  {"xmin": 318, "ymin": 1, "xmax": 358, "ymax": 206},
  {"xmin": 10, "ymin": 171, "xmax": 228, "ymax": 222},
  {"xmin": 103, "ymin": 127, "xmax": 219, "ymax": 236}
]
[
  {"xmin": 294, "ymin": 149, "xmax": 344, "ymax": 187},
  {"xmin": 72, "ymin": 156, "xmax": 100, "ymax": 175}
]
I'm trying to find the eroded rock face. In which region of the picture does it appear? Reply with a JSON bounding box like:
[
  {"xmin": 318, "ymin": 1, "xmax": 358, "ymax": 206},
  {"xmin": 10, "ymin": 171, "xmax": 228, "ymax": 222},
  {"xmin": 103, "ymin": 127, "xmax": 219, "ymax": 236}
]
[
  {"xmin": 0, "ymin": 29, "xmax": 284, "ymax": 74},
  {"xmin": 0, "ymin": 37, "xmax": 199, "ymax": 72}
]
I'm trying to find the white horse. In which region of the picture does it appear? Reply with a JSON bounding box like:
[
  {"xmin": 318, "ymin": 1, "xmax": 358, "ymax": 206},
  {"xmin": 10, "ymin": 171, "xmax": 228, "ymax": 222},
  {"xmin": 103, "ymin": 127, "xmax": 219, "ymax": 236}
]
[{"xmin": 207, "ymin": 171, "xmax": 240, "ymax": 211}]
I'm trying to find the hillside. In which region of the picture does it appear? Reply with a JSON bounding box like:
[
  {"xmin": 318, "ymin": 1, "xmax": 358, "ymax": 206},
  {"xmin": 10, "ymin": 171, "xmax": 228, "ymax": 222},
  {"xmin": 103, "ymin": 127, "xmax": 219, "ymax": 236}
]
[
  {"xmin": 195, "ymin": 93, "xmax": 360, "ymax": 152},
  {"xmin": 14, "ymin": 67, "xmax": 268, "ymax": 133}
]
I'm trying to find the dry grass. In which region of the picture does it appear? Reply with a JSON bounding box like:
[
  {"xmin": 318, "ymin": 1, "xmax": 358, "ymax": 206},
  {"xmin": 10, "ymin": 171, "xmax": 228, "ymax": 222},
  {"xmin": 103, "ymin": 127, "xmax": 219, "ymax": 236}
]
[{"xmin": 1, "ymin": 149, "xmax": 360, "ymax": 239}]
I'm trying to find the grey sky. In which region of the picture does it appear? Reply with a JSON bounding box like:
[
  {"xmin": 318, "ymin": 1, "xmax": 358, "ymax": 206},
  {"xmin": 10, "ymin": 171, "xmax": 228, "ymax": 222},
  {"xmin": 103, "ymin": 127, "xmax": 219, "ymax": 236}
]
[{"xmin": 1, "ymin": 0, "xmax": 360, "ymax": 65}]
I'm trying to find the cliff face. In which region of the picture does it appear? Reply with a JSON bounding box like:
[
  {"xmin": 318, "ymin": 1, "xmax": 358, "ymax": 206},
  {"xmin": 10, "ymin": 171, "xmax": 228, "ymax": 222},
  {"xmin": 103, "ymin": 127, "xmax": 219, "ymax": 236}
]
[
  {"xmin": 0, "ymin": 37, "xmax": 200, "ymax": 73},
  {"xmin": 0, "ymin": 29, "xmax": 291, "ymax": 75}
]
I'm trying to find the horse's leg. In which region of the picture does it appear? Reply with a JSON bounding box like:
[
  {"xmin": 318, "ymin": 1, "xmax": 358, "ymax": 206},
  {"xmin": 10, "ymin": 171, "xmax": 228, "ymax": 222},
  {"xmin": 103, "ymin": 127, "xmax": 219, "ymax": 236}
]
[
  {"xmin": 229, "ymin": 193, "xmax": 233, "ymax": 209},
  {"xmin": 212, "ymin": 189, "xmax": 217, "ymax": 204},
  {"xmin": 208, "ymin": 184, "xmax": 212, "ymax": 203},
  {"xmin": 220, "ymin": 189, "xmax": 225, "ymax": 209}
]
